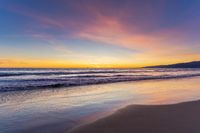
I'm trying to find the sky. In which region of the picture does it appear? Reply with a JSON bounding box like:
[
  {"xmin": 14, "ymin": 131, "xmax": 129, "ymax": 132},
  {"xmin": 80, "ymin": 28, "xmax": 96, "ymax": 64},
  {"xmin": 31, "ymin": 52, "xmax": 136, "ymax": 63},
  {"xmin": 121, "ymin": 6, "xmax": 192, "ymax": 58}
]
[{"xmin": 0, "ymin": 0, "xmax": 200, "ymax": 68}]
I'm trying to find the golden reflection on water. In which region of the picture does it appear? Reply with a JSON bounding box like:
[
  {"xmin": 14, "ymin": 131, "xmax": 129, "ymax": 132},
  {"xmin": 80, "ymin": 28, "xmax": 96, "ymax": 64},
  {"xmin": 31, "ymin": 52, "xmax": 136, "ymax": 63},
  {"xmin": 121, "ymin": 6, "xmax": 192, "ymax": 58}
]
[{"xmin": 127, "ymin": 77, "xmax": 200, "ymax": 104}]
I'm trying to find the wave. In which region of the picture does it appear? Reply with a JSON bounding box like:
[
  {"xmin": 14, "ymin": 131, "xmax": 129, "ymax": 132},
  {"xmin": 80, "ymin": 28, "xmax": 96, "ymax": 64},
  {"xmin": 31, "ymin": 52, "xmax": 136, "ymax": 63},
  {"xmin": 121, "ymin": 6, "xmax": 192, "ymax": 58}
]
[
  {"xmin": 1, "ymin": 69, "xmax": 200, "ymax": 92},
  {"xmin": 1, "ymin": 68, "xmax": 198, "ymax": 77},
  {"xmin": 0, "ymin": 71, "xmax": 155, "ymax": 78}
]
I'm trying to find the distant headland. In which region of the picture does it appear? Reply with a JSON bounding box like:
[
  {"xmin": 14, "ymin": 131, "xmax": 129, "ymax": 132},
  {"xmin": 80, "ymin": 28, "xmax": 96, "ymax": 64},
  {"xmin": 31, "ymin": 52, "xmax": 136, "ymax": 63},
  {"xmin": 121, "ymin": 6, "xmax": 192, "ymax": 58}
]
[{"xmin": 145, "ymin": 61, "xmax": 200, "ymax": 68}]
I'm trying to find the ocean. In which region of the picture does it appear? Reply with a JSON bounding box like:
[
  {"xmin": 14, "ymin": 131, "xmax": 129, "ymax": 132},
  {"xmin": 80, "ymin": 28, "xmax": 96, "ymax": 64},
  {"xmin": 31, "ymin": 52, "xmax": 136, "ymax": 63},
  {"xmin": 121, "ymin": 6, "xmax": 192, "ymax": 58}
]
[{"xmin": 1, "ymin": 68, "xmax": 200, "ymax": 91}]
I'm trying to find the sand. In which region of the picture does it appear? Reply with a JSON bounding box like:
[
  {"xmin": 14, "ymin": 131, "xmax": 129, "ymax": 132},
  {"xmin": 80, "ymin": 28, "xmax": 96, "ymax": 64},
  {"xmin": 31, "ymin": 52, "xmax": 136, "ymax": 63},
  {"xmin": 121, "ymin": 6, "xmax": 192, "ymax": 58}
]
[{"xmin": 69, "ymin": 100, "xmax": 200, "ymax": 133}]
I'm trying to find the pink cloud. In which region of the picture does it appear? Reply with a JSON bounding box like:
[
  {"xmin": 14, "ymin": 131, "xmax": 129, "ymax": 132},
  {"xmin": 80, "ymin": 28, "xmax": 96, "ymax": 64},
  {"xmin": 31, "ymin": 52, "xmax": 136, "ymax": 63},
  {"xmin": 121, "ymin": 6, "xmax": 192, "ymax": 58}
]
[{"xmin": 4, "ymin": 2, "xmax": 200, "ymax": 65}]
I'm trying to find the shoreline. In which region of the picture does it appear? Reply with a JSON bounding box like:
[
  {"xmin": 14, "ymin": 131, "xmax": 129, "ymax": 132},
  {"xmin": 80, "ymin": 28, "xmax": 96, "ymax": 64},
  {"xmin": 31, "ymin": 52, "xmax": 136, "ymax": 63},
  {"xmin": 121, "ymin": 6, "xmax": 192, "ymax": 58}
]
[
  {"xmin": 2, "ymin": 76, "xmax": 200, "ymax": 133},
  {"xmin": 69, "ymin": 100, "xmax": 200, "ymax": 133}
]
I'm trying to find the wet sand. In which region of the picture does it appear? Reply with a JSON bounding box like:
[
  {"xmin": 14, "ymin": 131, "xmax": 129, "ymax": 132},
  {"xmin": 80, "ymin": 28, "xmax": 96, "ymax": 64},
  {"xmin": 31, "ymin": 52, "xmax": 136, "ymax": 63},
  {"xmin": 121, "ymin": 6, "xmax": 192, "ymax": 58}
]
[
  {"xmin": 2, "ymin": 77, "xmax": 200, "ymax": 133},
  {"xmin": 70, "ymin": 100, "xmax": 200, "ymax": 133}
]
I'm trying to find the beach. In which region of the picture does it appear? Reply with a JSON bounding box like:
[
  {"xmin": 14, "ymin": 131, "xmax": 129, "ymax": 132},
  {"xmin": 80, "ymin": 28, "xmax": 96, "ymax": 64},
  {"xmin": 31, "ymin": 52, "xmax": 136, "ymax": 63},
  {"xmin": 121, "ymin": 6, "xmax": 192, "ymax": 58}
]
[
  {"xmin": 2, "ymin": 0, "xmax": 200, "ymax": 132},
  {"xmin": 70, "ymin": 100, "xmax": 200, "ymax": 133},
  {"xmin": 1, "ymin": 69, "xmax": 200, "ymax": 133},
  {"xmin": 1, "ymin": 74, "xmax": 200, "ymax": 133}
]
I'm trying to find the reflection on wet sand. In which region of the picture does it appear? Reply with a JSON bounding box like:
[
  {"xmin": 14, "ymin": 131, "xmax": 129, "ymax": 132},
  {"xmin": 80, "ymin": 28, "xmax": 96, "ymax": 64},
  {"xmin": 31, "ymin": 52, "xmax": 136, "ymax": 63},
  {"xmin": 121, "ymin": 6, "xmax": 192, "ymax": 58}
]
[{"xmin": 1, "ymin": 77, "xmax": 200, "ymax": 133}]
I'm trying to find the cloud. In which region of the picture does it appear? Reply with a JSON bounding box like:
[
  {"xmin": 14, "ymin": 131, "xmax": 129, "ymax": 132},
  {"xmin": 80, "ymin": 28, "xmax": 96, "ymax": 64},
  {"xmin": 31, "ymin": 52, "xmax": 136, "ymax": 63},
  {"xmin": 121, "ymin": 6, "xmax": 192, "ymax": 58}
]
[{"xmin": 2, "ymin": 0, "xmax": 200, "ymax": 67}]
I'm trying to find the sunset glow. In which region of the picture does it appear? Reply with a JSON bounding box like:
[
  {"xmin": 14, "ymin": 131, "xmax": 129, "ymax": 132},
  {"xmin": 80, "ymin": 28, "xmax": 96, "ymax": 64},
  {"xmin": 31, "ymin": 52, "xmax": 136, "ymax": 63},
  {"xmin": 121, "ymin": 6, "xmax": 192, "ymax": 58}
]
[{"xmin": 1, "ymin": 0, "xmax": 200, "ymax": 68}]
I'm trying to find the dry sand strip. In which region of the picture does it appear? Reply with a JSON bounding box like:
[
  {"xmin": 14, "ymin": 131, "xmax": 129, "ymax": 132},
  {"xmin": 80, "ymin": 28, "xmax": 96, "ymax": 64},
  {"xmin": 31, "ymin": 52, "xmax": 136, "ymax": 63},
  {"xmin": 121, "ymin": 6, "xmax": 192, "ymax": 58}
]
[{"xmin": 69, "ymin": 100, "xmax": 200, "ymax": 133}]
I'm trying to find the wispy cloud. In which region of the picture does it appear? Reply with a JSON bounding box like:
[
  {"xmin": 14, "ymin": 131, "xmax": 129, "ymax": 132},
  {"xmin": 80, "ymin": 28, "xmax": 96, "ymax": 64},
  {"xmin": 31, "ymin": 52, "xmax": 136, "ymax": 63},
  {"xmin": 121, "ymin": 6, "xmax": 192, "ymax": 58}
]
[{"xmin": 1, "ymin": 0, "xmax": 200, "ymax": 67}]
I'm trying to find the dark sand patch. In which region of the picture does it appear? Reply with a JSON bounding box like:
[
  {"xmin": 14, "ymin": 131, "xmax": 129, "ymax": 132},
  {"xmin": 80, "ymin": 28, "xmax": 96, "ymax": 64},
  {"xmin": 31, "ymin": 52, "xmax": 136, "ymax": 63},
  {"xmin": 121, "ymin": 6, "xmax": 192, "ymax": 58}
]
[{"xmin": 70, "ymin": 100, "xmax": 200, "ymax": 133}]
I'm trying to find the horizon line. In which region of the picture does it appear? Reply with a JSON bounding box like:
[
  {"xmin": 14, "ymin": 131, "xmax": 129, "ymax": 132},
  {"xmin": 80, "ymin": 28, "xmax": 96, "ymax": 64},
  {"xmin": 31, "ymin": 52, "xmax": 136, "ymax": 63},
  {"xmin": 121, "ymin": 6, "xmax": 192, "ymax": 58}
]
[{"xmin": 0, "ymin": 60, "xmax": 199, "ymax": 69}]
